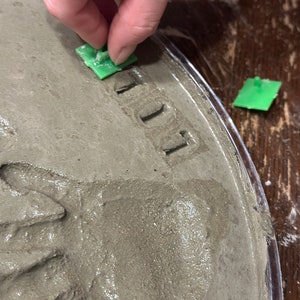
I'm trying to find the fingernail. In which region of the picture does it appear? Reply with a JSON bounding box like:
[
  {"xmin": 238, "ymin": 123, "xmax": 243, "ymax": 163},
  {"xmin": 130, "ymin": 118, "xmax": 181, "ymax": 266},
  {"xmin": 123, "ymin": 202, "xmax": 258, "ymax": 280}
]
[{"xmin": 114, "ymin": 45, "xmax": 136, "ymax": 65}]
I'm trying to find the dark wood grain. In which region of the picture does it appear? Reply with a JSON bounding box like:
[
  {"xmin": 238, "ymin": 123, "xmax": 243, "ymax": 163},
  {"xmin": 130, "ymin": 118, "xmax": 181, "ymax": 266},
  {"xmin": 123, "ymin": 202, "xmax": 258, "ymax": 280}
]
[{"xmin": 160, "ymin": 0, "xmax": 300, "ymax": 298}]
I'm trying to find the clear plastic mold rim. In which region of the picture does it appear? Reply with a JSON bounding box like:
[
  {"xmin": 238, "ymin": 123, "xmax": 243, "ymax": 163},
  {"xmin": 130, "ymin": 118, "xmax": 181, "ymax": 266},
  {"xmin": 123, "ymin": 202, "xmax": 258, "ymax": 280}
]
[{"xmin": 152, "ymin": 32, "xmax": 283, "ymax": 300}]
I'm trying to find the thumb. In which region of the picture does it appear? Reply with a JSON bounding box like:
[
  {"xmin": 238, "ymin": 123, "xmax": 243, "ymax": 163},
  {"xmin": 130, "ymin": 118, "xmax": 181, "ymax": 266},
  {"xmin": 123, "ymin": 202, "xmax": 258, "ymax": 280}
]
[{"xmin": 108, "ymin": 0, "xmax": 168, "ymax": 64}]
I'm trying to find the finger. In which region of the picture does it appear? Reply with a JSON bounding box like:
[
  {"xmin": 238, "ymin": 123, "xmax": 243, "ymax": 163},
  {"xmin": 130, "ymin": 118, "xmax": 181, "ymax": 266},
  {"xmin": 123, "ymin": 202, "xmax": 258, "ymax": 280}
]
[
  {"xmin": 43, "ymin": 0, "xmax": 109, "ymax": 48},
  {"xmin": 108, "ymin": 0, "xmax": 168, "ymax": 64}
]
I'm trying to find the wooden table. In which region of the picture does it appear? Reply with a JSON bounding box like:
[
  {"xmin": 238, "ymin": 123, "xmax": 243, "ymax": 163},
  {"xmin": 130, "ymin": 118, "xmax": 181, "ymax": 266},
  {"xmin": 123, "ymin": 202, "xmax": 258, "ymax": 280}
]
[{"xmin": 161, "ymin": 0, "xmax": 300, "ymax": 299}]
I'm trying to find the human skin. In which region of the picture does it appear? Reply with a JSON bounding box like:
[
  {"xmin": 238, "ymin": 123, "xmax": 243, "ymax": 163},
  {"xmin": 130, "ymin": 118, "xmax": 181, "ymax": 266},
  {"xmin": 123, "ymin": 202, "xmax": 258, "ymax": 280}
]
[{"xmin": 43, "ymin": 0, "xmax": 168, "ymax": 64}]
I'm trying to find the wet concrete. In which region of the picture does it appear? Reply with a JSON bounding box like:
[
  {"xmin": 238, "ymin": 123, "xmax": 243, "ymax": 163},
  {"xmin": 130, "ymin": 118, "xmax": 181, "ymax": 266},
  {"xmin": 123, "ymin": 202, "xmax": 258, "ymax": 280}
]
[{"xmin": 0, "ymin": 1, "xmax": 270, "ymax": 299}]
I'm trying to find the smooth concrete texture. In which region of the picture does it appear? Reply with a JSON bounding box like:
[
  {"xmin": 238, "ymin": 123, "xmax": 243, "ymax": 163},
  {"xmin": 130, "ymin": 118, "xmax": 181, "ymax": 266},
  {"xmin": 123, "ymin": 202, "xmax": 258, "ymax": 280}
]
[{"xmin": 0, "ymin": 1, "xmax": 270, "ymax": 299}]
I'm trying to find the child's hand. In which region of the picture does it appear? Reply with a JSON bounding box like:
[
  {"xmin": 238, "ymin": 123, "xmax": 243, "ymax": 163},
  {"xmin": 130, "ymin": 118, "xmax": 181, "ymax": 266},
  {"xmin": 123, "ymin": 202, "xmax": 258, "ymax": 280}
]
[{"xmin": 43, "ymin": 0, "xmax": 168, "ymax": 64}]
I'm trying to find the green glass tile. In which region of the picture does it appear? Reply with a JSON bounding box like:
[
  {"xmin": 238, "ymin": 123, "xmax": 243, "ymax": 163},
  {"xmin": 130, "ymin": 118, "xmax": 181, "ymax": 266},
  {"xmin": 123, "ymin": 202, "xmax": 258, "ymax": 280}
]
[
  {"xmin": 233, "ymin": 76, "xmax": 282, "ymax": 111},
  {"xmin": 75, "ymin": 44, "xmax": 137, "ymax": 80}
]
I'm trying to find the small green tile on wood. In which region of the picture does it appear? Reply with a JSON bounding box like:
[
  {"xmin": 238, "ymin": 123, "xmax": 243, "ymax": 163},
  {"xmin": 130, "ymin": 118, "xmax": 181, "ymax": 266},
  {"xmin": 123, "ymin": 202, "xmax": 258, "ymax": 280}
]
[{"xmin": 233, "ymin": 76, "xmax": 282, "ymax": 111}]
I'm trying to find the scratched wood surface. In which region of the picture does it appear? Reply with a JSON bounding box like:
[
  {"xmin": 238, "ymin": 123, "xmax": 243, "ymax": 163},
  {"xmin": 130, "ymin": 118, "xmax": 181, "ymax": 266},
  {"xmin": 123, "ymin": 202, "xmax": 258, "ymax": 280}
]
[{"xmin": 160, "ymin": 0, "xmax": 300, "ymax": 299}]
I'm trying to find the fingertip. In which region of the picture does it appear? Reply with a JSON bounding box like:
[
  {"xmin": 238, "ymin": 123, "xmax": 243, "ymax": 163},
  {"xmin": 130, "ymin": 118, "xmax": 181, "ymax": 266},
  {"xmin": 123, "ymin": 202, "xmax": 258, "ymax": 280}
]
[
  {"xmin": 44, "ymin": 0, "xmax": 109, "ymax": 50},
  {"xmin": 79, "ymin": 26, "xmax": 108, "ymax": 49},
  {"xmin": 71, "ymin": 9, "xmax": 109, "ymax": 50},
  {"xmin": 109, "ymin": 44, "xmax": 137, "ymax": 65},
  {"xmin": 108, "ymin": 0, "xmax": 168, "ymax": 62}
]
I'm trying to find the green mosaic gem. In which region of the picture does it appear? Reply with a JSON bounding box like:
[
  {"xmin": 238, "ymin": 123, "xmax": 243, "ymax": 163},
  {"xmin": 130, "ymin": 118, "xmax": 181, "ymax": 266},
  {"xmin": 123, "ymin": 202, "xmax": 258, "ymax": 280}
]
[
  {"xmin": 233, "ymin": 76, "xmax": 282, "ymax": 111},
  {"xmin": 75, "ymin": 44, "xmax": 137, "ymax": 80}
]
